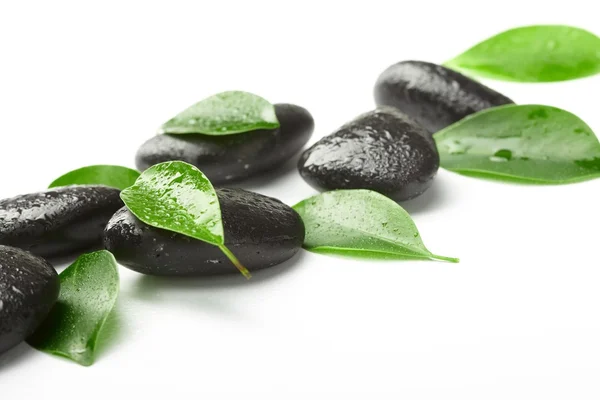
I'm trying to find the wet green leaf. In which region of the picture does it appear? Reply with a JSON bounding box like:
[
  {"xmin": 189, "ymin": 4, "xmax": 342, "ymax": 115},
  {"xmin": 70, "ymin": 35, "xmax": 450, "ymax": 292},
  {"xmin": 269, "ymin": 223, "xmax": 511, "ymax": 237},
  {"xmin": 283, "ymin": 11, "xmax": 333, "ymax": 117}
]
[
  {"xmin": 434, "ymin": 104, "xmax": 600, "ymax": 183},
  {"xmin": 49, "ymin": 165, "xmax": 140, "ymax": 190},
  {"xmin": 445, "ymin": 25, "xmax": 600, "ymax": 82},
  {"xmin": 27, "ymin": 250, "xmax": 119, "ymax": 366},
  {"xmin": 159, "ymin": 91, "xmax": 279, "ymax": 135},
  {"xmin": 120, "ymin": 161, "xmax": 250, "ymax": 278},
  {"xmin": 293, "ymin": 190, "xmax": 458, "ymax": 262}
]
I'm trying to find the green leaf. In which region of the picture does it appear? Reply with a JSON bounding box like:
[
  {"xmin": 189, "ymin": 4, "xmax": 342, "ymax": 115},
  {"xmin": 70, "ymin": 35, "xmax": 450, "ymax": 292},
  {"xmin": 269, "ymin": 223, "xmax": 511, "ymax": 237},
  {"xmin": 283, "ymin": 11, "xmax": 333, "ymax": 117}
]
[
  {"xmin": 120, "ymin": 161, "xmax": 251, "ymax": 278},
  {"xmin": 434, "ymin": 104, "xmax": 600, "ymax": 183},
  {"xmin": 27, "ymin": 250, "xmax": 119, "ymax": 366},
  {"xmin": 293, "ymin": 190, "xmax": 458, "ymax": 263},
  {"xmin": 158, "ymin": 91, "xmax": 279, "ymax": 135},
  {"xmin": 445, "ymin": 25, "xmax": 600, "ymax": 82},
  {"xmin": 49, "ymin": 165, "xmax": 141, "ymax": 190}
]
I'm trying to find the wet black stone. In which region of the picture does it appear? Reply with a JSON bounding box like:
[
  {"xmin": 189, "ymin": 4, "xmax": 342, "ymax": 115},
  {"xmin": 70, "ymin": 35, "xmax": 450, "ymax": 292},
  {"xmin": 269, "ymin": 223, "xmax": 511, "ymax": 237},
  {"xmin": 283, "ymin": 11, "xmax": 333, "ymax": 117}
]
[
  {"xmin": 298, "ymin": 107, "xmax": 439, "ymax": 201},
  {"xmin": 0, "ymin": 186, "xmax": 124, "ymax": 258},
  {"xmin": 374, "ymin": 60, "xmax": 514, "ymax": 133},
  {"xmin": 0, "ymin": 245, "xmax": 59, "ymax": 355},
  {"xmin": 135, "ymin": 104, "xmax": 314, "ymax": 183},
  {"xmin": 103, "ymin": 188, "xmax": 305, "ymax": 276}
]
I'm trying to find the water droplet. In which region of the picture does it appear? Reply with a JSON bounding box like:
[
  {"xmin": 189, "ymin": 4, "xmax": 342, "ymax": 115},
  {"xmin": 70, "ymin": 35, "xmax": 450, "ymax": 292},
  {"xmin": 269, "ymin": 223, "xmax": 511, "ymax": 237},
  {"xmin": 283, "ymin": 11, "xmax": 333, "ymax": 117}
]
[
  {"xmin": 445, "ymin": 140, "xmax": 469, "ymax": 155},
  {"xmin": 490, "ymin": 149, "xmax": 512, "ymax": 162}
]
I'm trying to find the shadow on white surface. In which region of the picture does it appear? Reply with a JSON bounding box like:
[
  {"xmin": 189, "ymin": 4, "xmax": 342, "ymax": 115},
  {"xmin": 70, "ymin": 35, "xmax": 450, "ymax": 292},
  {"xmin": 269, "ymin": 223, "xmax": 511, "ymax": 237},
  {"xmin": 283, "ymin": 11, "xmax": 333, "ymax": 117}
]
[
  {"xmin": 401, "ymin": 176, "xmax": 454, "ymax": 215},
  {"xmin": 0, "ymin": 342, "xmax": 36, "ymax": 374},
  {"xmin": 128, "ymin": 249, "xmax": 305, "ymax": 303}
]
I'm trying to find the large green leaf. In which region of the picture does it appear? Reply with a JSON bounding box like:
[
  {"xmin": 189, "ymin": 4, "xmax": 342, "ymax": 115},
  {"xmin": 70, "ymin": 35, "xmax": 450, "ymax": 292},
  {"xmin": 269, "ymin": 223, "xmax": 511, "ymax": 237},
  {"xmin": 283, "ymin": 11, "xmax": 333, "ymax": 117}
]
[
  {"xmin": 27, "ymin": 250, "xmax": 119, "ymax": 366},
  {"xmin": 159, "ymin": 91, "xmax": 279, "ymax": 135},
  {"xmin": 293, "ymin": 190, "xmax": 458, "ymax": 262},
  {"xmin": 434, "ymin": 104, "xmax": 600, "ymax": 183},
  {"xmin": 120, "ymin": 161, "xmax": 250, "ymax": 278},
  {"xmin": 445, "ymin": 25, "xmax": 600, "ymax": 82},
  {"xmin": 49, "ymin": 165, "xmax": 140, "ymax": 190}
]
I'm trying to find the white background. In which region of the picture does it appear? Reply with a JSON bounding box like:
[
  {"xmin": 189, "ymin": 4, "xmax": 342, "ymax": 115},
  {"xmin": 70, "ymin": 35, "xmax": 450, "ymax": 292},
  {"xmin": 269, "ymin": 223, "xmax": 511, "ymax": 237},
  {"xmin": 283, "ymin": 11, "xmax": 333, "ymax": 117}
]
[{"xmin": 1, "ymin": 1, "xmax": 599, "ymax": 398}]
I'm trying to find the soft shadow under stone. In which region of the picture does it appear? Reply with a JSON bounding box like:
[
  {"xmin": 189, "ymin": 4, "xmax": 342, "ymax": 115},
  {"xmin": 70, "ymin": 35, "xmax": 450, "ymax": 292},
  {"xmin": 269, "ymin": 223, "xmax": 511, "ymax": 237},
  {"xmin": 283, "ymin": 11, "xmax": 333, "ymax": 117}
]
[
  {"xmin": 400, "ymin": 177, "xmax": 452, "ymax": 215},
  {"xmin": 130, "ymin": 250, "xmax": 304, "ymax": 302},
  {"xmin": 0, "ymin": 343, "xmax": 36, "ymax": 374}
]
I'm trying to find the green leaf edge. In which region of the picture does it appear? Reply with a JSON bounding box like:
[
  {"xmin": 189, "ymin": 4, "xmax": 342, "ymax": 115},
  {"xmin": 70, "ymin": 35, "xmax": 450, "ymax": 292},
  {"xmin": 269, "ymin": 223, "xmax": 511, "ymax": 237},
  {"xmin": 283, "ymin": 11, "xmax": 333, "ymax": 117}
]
[
  {"xmin": 292, "ymin": 191, "xmax": 459, "ymax": 264},
  {"xmin": 443, "ymin": 25, "xmax": 600, "ymax": 83},
  {"xmin": 158, "ymin": 91, "xmax": 280, "ymax": 136},
  {"xmin": 441, "ymin": 166, "xmax": 600, "ymax": 185},
  {"xmin": 37, "ymin": 318, "xmax": 110, "ymax": 367},
  {"xmin": 28, "ymin": 250, "xmax": 119, "ymax": 367},
  {"xmin": 49, "ymin": 165, "xmax": 141, "ymax": 190},
  {"xmin": 161, "ymin": 120, "xmax": 280, "ymax": 136},
  {"xmin": 305, "ymin": 245, "xmax": 459, "ymax": 263},
  {"xmin": 434, "ymin": 103, "xmax": 600, "ymax": 184}
]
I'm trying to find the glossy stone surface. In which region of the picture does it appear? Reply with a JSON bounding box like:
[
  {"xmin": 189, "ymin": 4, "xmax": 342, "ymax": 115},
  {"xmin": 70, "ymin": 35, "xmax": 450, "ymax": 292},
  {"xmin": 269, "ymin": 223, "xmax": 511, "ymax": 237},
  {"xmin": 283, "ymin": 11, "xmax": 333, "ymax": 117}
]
[
  {"xmin": 0, "ymin": 245, "xmax": 59, "ymax": 355},
  {"xmin": 0, "ymin": 186, "xmax": 124, "ymax": 258},
  {"xmin": 374, "ymin": 60, "xmax": 514, "ymax": 133},
  {"xmin": 298, "ymin": 107, "xmax": 439, "ymax": 201},
  {"xmin": 104, "ymin": 188, "xmax": 305, "ymax": 276},
  {"xmin": 135, "ymin": 104, "xmax": 314, "ymax": 183}
]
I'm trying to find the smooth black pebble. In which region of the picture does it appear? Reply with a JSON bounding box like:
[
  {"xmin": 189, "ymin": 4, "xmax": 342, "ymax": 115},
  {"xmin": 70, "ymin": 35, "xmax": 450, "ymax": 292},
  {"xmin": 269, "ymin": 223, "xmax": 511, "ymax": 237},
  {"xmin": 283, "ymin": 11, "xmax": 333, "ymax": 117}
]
[
  {"xmin": 135, "ymin": 104, "xmax": 314, "ymax": 183},
  {"xmin": 0, "ymin": 245, "xmax": 59, "ymax": 355},
  {"xmin": 104, "ymin": 188, "xmax": 304, "ymax": 276},
  {"xmin": 374, "ymin": 60, "xmax": 514, "ymax": 133},
  {"xmin": 298, "ymin": 107, "xmax": 439, "ymax": 201},
  {"xmin": 0, "ymin": 186, "xmax": 124, "ymax": 258}
]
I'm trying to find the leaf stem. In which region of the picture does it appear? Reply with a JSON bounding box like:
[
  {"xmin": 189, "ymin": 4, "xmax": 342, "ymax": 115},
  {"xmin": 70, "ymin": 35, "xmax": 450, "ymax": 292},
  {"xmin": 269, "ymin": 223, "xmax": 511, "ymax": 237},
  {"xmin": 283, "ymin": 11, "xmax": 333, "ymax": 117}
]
[
  {"xmin": 430, "ymin": 254, "xmax": 460, "ymax": 263},
  {"xmin": 218, "ymin": 245, "xmax": 252, "ymax": 279}
]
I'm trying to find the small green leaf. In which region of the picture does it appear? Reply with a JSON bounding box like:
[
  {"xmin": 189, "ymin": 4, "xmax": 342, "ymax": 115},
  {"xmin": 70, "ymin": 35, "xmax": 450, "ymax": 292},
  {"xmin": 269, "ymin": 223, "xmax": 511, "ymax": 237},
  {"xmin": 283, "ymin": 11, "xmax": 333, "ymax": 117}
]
[
  {"xmin": 49, "ymin": 165, "xmax": 141, "ymax": 190},
  {"xmin": 445, "ymin": 25, "xmax": 600, "ymax": 82},
  {"xmin": 293, "ymin": 190, "xmax": 458, "ymax": 263},
  {"xmin": 120, "ymin": 161, "xmax": 251, "ymax": 278},
  {"xmin": 434, "ymin": 104, "xmax": 600, "ymax": 183},
  {"xmin": 159, "ymin": 91, "xmax": 279, "ymax": 135},
  {"xmin": 27, "ymin": 250, "xmax": 119, "ymax": 366}
]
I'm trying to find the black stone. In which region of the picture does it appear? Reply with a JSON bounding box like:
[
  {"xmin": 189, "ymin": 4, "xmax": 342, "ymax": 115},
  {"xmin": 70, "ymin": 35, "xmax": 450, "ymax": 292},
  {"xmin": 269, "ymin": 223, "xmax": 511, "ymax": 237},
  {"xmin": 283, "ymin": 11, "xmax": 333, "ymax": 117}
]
[
  {"xmin": 103, "ymin": 188, "xmax": 305, "ymax": 276},
  {"xmin": 374, "ymin": 60, "xmax": 514, "ymax": 133},
  {"xmin": 0, "ymin": 186, "xmax": 124, "ymax": 258},
  {"xmin": 135, "ymin": 104, "xmax": 314, "ymax": 183},
  {"xmin": 0, "ymin": 245, "xmax": 59, "ymax": 355},
  {"xmin": 298, "ymin": 107, "xmax": 439, "ymax": 201}
]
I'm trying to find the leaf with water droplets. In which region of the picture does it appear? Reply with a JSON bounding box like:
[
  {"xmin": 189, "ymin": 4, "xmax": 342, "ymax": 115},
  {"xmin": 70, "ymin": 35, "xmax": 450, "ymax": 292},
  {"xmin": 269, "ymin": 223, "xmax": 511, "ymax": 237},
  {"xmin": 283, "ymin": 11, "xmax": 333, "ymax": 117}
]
[
  {"xmin": 120, "ymin": 161, "xmax": 250, "ymax": 278},
  {"xmin": 27, "ymin": 250, "xmax": 119, "ymax": 366},
  {"xmin": 435, "ymin": 104, "xmax": 600, "ymax": 183},
  {"xmin": 293, "ymin": 190, "xmax": 458, "ymax": 262},
  {"xmin": 49, "ymin": 165, "xmax": 140, "ymax": 190},
  {"xmin": 445, "ymin": 25, "xmax": 600, "ymax": 82},
  {"xmin": 158, "ymin": 91, "xmax": 279, "ymax": 135}
]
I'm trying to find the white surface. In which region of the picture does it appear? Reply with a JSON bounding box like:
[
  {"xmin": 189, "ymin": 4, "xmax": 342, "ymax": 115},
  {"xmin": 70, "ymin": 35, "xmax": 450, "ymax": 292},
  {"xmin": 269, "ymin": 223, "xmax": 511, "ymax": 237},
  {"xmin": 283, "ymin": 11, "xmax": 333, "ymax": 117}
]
[{"xmin": 1, "ymin": 1, "xmax": 599, "ymax": 398}]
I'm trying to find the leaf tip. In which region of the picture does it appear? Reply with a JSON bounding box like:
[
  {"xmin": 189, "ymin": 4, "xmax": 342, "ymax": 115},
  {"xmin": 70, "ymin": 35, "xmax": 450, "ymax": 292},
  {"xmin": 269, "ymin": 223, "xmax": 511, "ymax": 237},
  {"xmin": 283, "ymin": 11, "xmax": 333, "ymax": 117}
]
[{"xmin": 431, "ymin": 254, "xmax": 460, "ymax": 263}]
